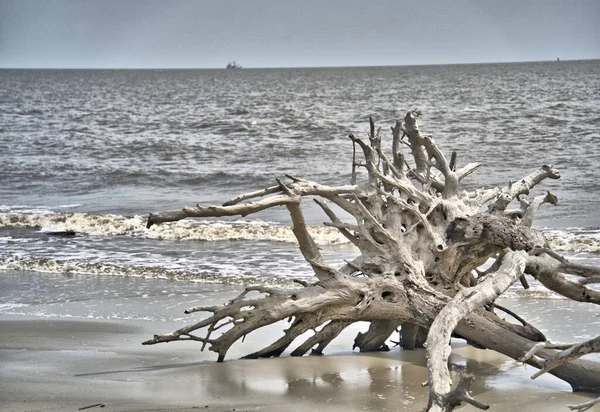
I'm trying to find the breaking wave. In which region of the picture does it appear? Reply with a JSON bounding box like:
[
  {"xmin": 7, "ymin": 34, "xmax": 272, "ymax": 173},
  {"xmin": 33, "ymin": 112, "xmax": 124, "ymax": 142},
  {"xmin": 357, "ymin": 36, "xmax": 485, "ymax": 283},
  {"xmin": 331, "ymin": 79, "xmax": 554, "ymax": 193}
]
[
  {"xmin": 0, "ymin": 255, "xmax": 296, "ymax": 286},
  {"xmin": 1, "ymin": 211, "xmax": 599, "ymax": 293},
  {"xmin": 1, "ymin": 211, "xmax": 599, "ymax": 252},
  {"xmin": 0, "ymin": 211, "xmax": 349, "ymax": 245},
  {"xmin": 545, "ymin": 229, "xmax": 600, "ymax": 254}
]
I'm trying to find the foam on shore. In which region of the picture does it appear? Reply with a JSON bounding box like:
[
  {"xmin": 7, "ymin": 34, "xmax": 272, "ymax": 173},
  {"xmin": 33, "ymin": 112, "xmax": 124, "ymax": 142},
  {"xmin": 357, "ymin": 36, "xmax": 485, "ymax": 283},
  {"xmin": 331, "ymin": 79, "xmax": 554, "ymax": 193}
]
[
  {"xmin": 0, "ymin": 211, "xmax": 349, "ymax": 245},
  {"xmin": 2, "ymin": 211, "xmax": 599, "ymax": 252}
]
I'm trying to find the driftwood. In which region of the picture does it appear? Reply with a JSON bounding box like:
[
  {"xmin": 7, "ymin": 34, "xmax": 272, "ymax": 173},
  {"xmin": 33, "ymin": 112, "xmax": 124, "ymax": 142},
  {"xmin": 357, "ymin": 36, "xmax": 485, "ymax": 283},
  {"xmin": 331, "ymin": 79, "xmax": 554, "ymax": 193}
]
[{"xmin": 142, "ymin": 112, "xmax": 600, "ymax": 411}]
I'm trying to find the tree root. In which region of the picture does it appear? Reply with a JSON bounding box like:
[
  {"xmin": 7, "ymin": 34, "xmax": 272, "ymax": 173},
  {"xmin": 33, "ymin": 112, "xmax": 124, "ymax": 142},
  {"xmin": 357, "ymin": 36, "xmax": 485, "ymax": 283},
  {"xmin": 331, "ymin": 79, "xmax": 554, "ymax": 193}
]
[
  {"xmin": 353, "ymin": 319, "xmax": 400, "ymax": 352},
  {"xmin": 425, "ymin": 251, "xmax": 527, "ymax": 411},
  {"xmin": 569, "ymin": 397, "xmax": 600, "ymax": 412},
  {"xmin": 140, "ymin": 113, "xmax": 600, "ymax": 411},
  {"xmin": 520, "ymin": 336, "xmax": 600, "ymax": 379}
]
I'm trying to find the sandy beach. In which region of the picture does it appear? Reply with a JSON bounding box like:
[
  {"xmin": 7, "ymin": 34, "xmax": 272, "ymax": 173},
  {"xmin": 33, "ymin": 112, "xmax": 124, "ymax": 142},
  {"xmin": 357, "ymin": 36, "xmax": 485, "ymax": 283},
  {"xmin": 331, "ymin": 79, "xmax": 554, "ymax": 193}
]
[{"xmin": 2, "ymin": 286, "xmax": 599, "ymax": 412}]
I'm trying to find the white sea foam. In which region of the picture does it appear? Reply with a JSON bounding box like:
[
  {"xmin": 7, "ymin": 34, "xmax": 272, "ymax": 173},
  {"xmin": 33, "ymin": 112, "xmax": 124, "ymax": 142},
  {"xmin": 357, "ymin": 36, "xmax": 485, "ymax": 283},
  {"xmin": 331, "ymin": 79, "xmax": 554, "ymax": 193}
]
[
  {"xmin": 3, "ymin": 210, "xmax": 600, "ymax": 254},
  {"xmin": 0, "ymin": 255, "xmax": 303, "ymax": 286},
  {"xmin": 148, "ymin": 219, "xmax": 349, "ymax": 244},
  {"xmin": 3, "ymin": 210, "xmax": 600, "ymax": 253},
  {"xmin": 0, "ymin": 212, "xmax": 350, "ymax": 245},
  {"xmin": 0, "ymin": 204, "xmax": 56, "ymax": 215},
  {"xmin": 57, "ymin": 203, "xmax": 82, "ymax": 209},
  {"xmin": 0, "ymin": 302, "xmax": 29, "ymax": 312},
  {"xmin": 503, "ymin": 288, "xmax": 565, "ymax": 300},
  {"xmin": 545, "ymin": 229, "xmax": 600, "ymax": 254}
]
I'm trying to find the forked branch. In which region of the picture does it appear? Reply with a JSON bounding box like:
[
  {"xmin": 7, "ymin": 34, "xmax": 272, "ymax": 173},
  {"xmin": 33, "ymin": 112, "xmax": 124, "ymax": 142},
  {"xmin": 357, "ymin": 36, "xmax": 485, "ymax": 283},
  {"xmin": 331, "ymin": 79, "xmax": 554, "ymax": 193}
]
[{"xmin": 140, "ymin": 113, "xmax": 600, "ymax": 411}]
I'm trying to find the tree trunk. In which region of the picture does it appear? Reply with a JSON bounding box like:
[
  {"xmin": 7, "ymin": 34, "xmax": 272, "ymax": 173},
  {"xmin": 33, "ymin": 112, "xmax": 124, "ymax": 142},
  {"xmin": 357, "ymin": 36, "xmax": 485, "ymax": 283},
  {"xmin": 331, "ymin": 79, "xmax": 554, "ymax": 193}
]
[
  {"xmin": 399, "ymin": 322, "xmax": 427, "ymax": 350},
  {"xmin": 353, "ymin": 319, "xmax": 399, "ymax": 352},
  {"xmin": 141, "ymin": 111, "xmax": 600, "ymax": 411}
]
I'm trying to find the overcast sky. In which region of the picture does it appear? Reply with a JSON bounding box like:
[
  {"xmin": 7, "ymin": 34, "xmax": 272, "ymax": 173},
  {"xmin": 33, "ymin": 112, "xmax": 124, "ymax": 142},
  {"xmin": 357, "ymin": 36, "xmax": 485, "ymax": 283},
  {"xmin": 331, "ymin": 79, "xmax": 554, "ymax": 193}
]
[{"xmin": 1, "ymin": 0, "xmax": 598, "ymax": 68}]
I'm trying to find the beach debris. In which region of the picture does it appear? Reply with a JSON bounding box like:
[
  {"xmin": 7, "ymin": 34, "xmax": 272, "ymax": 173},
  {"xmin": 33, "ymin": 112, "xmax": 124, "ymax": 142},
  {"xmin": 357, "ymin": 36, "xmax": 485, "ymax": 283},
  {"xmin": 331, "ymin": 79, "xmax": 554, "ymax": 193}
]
[
  {"xmin": 569, "ymin": 396, "xmax": 600, "ymax": 412},
  {"xmin": 141, "ymin": 111, "xmax": 600, "ymax": 411},
  {"xmin": 78, "ymin": 404, "xmax": 105, "ymax": 410}
]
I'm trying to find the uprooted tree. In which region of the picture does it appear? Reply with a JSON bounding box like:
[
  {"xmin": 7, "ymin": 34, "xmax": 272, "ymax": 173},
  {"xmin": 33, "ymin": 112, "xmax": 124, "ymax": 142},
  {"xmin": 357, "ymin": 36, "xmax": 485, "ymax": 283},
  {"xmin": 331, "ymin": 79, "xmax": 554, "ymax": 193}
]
[{"xmin": 142, "ymin": 111, "xmax": 600, "ymax": 411}]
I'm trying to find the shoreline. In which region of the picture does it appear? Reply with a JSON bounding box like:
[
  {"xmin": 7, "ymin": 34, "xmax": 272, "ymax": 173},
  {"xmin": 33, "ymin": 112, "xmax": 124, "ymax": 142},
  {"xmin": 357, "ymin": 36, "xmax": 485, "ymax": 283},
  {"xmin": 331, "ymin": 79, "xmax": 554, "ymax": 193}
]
[
  {"xmin": 1, "ymin": 270, "xmax": 599, "ymax": 411},
  {"xmin": 2, "ymin": 307, "xmax": 599, "ymax": 411}
]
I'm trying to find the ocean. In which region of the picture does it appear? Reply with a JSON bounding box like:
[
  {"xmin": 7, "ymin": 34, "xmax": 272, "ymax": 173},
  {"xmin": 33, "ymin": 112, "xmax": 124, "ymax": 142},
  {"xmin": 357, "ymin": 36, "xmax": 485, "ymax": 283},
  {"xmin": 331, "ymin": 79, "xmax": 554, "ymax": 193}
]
[{"xmin": 1, "ymin": 61, "xmax": 599, "ymax": 321}]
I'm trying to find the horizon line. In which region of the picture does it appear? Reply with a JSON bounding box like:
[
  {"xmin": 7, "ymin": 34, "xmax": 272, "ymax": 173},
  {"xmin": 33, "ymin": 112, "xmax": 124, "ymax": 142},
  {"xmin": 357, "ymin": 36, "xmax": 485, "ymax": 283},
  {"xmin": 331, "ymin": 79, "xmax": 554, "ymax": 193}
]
[{"xmin": 1, "ymin": 58, "xmax": 598, "ymax": 71}]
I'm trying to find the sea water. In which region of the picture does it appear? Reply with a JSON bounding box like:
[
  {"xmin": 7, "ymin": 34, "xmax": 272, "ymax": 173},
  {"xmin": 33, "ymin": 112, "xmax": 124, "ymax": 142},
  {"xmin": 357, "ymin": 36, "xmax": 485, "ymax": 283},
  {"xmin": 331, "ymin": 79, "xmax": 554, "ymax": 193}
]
[{"xmin": 1, "ymin": 61, "xmax": 599, "ymax": 319}]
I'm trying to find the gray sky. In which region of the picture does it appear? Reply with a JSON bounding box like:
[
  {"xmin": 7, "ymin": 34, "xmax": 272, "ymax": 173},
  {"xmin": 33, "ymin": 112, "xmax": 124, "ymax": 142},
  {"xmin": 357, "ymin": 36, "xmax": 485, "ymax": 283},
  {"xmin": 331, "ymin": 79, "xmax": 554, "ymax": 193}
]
[{"xmin": 1, "ymin": 0, "xmax": 598, "ymax": 68}]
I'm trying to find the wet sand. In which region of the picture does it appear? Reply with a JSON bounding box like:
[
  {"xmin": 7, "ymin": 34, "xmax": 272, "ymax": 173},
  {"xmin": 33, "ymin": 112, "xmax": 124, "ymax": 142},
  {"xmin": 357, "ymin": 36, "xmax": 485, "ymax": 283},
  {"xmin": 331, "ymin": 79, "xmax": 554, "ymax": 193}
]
[{"xmin": 1, "ymin": 312, "xmax": 598, "ymax": 412}]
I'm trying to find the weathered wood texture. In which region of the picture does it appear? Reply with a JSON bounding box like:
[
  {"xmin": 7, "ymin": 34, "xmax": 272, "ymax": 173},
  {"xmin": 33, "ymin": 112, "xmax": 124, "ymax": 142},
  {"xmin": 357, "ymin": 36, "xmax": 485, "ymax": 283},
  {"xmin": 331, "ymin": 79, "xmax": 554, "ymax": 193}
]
[{"xmin": 142, "ymin": 112, "xmax": 600, "ymax": 411}]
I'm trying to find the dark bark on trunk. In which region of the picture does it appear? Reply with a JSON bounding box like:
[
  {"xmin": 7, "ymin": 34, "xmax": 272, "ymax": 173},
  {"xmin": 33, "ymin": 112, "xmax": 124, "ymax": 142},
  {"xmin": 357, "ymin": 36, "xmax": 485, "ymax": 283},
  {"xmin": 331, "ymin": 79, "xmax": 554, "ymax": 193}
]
[
  {"xmin": 399, "ymin": 322, "xmax": 428, "ymax": 350},
  {"xmin": 353, "ymin": 319, "xmax": 400, "ymax": 352}
]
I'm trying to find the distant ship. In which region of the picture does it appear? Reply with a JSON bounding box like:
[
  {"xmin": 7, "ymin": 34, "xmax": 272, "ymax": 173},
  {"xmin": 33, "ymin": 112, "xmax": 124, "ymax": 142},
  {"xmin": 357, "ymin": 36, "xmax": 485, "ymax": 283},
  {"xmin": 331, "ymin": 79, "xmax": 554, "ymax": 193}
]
[{"xmin": 226, "ymin": 61, "xmax": 242, "ymax": 69}]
